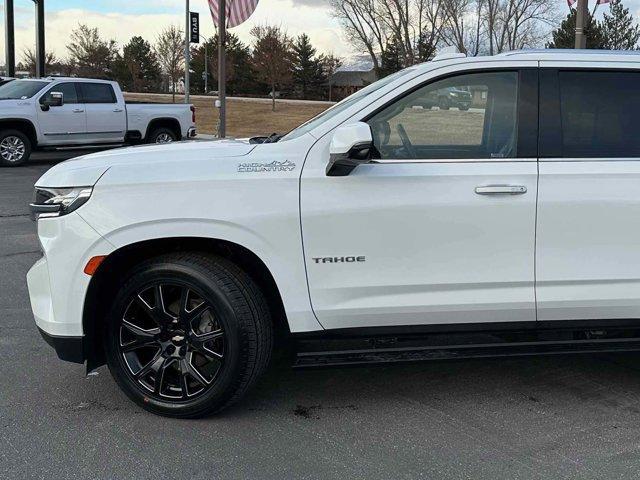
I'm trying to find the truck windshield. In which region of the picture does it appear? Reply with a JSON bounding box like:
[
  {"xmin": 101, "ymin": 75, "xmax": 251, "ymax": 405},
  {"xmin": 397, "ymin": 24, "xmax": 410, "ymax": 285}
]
[
  {"xmin": 0, "ymin": 80, "xmax": 48, "ymax": 100},
  {"xmin": 281, "ymin": 67, "xmax": 417, "ymax": 141}
]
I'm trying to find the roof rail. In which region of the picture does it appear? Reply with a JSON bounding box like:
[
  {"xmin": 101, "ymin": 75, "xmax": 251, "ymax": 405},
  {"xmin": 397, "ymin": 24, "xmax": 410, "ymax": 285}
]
[{"xmin": 498, "ymin": 48, "xmax": 640, "ymax": 56}]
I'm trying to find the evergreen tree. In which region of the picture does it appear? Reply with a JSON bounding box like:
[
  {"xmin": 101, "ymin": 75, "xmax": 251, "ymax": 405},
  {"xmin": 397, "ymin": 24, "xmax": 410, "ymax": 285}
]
[
  {"xmin": 114, "ymin": 36, "xmax": 162, "ymax": 92},
  {"xmin": 380, "ymin": 38, "xmax": 404, "ymax": 77},
  {"xmin": 191, "ymin": 33, "xmax": 257, "ymax": 96},
  {"xmin": 417, "ymin": 32, "xmax": 437, "ymax": 62},
  {"xmin": 292, "ymin": 34, "xmax": 325, "ymax": 99},
  {"xmin": 547, "ymin": 9, "xmax": 607, "ymax": 49},
  {"xmin": 602, "ymin": 0, "xmax": 640, "ymax": 50}
]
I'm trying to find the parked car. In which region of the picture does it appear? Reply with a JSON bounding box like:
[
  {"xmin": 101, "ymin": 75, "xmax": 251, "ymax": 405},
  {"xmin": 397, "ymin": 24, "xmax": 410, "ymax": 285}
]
[
  {"xmin": 416, "ymin": 86, "xmax": 472, "ymax": 110},
  {"xmin": 27, "ymin": 49, "xmax": 640, "ymax": 418},
  {"xmin": 0, "ymin": 78, "xmax": 196, "ymax": 166}
]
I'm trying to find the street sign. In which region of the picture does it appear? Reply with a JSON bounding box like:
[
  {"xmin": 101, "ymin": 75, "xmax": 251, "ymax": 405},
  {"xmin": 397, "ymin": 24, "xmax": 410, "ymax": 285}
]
[{"xmin": 190, "ymin": 12, "xmax": 200, "ymax": 43}]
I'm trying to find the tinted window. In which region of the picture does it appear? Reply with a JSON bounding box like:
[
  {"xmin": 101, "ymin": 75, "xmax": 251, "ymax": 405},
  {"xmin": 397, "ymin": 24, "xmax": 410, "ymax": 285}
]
[
  {"xmin": 559, "ymin": 71, "xmax": 640, "ymax": 157},
  {"xmin": 367, "ymin": 72, "xmax": 518, "ymax": 160},
  {"xmin": 0, "ymin": 80, "xmax": 48, "ymax": 99},
  {"xmin": 40, "ymin": 83, "xmax": 79, "ymax": 104},
  {"xmin": 81, "ymin": 83, "xmax": 116, "ymax": 104}
]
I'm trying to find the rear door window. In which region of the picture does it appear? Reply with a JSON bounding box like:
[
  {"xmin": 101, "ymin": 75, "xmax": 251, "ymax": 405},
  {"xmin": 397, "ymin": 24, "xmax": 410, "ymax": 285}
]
[
  {"xmin": 558, "ymin": 70, "xmax": 640, "ymax": 157},
  {"xmin": 80, "ymin": 83, "xmax": 117, "ymax": 104}
]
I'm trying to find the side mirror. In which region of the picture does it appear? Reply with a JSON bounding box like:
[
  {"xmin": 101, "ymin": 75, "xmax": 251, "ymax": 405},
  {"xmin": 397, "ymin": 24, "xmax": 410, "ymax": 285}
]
[
  {"xmin": 41, "ymin": 92, "xmax": 64, "ymax": 111},
  {"xmin": 326, "ymin": 122, "xmax": 379, "ymax": 177}
]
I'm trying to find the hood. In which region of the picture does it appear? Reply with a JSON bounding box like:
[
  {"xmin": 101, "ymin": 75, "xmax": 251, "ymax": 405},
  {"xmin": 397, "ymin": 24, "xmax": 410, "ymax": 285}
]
[{"xmin": 35, "ymin": 139, "xmax": 257, "ymax": 188}]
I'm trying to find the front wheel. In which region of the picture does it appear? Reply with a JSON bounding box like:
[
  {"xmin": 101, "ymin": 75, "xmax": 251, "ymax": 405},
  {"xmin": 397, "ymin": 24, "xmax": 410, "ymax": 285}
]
[
  {"xmin": 0, "ymin": 130, "xmax": 31, "ymax": 167},
  {"xmin": 105, "ymin": 253, "xmax": 273, "ymax": 418}
]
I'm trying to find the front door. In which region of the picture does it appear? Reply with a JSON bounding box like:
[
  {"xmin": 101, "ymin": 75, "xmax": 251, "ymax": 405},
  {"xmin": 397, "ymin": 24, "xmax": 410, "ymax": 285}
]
[
  {"xmin": 301, "ymin": 70, "xmax": 539, "ymax": 330},
  {"xmin": 36, "ymin": 82, "xmax": 87, "ymax": 146}
]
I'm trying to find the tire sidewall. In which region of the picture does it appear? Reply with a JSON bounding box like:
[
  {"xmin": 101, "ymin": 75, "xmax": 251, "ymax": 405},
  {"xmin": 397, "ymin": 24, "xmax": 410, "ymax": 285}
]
[
  {"xmin": 149, "ymin": 128, "xmax": 177, "ymax": 144},
  {"xmin": 0, "ymin": 130, "xmax": 31, "ymax": 167},
  {"xmin": 105, "ymin": 260, "xmax": 247, "ymax": 417}
]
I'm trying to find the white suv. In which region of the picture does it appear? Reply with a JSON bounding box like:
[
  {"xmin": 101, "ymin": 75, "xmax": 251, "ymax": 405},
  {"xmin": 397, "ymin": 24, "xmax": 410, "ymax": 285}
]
[{"xmin": 27, "ymin": 50, "xmax": 640, "ymax": 417}]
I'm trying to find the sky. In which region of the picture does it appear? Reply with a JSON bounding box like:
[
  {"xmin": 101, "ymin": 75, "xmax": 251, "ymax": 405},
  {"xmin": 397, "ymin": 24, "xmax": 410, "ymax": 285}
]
[
  {"xmin": 2, "ymin": 0, "xmax": 640, "ymax": 67},
  {"xmin": 0, "ymin": 0, "xmax": 350, "ymax": 65}
]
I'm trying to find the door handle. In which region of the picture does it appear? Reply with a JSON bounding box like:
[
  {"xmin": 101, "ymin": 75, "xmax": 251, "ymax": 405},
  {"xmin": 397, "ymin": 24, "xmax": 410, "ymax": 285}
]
[
  {"xmin": 72, "ymin": 108, "xmax": 84, "ymax": 113},
  {"xmin": 475, "ymin": 185, "xmax": 527, "ymax": 195},
  {"xmin": 113, "ymin": 108, "xmax": 124, "ymax": 113}
]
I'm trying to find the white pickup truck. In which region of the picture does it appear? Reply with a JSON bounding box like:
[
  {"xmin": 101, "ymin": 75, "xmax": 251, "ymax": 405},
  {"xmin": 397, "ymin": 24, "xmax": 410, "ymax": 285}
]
[{"xmin": 0, "ymin": 77, "xmax": 196, "ymax": 166}]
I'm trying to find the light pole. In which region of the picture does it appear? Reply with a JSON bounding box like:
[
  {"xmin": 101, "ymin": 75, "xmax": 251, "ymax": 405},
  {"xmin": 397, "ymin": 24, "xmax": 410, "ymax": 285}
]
[
  {"xmin": 33, "ymin": 0, "xmax": 45, "ymax": 77},
  {"xmin": 4, "ymin": 0, "xmax": 15, "ymax": 77},
  {"xmin": 218, "ymin": 0, "xmax": 226, "ymax": 138},
  {"xmin": 198, "ymin": 34, "xmax": 208, "ymax": 94},
  {"xmin": 184, "ymin": 0, "xmax": 190, "ymax": 103},
  {"xmin": 575, "ymin": 0, "xmax": 588, "ymax": 49}
]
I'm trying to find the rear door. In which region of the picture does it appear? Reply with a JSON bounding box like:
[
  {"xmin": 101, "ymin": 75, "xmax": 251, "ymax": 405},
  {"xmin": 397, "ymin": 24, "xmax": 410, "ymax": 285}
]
[
  {"xmin": 36, "ymin": 82, "xmax": 86, "ymax": 145},
  {"xmin": 301, "ymin": 66, "xmax": 540, "ymax": 330},
  {"xmin": 79, "ymin": 82, "xmax": 126, "ymax": 143},
  {"xmin": 536, "ymin": 66, "xmax": 640, "ymax": 322}
]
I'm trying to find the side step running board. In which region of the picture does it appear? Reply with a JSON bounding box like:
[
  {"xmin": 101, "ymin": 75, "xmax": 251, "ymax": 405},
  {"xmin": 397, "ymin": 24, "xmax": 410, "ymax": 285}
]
[{"xmin": 293, "ymin": 327, "xmax": 640, "ymax": 368}]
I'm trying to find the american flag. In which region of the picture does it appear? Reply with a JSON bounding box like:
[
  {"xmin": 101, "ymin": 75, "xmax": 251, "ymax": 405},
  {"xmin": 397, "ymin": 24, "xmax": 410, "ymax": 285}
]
[{"xmin": 208, "ymin": 0, "xmax": 259, "ymax": 28}]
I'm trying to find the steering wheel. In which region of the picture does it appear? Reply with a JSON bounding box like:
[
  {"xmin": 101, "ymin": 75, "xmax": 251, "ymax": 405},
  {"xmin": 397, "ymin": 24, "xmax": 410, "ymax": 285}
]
[{"xmin": 396, "ymin": 124, "xmax": 416, "ymax": 158}]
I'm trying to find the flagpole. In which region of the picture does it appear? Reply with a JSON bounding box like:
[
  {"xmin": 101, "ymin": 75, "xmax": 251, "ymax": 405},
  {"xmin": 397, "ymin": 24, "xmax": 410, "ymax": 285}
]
[
  {"xmin": 218, "ymin": 0, "xmax": 227, "ymax": 138},
  {"xmin": 575, "ymin": 0, "xmax": 588, "ymax": 48}
]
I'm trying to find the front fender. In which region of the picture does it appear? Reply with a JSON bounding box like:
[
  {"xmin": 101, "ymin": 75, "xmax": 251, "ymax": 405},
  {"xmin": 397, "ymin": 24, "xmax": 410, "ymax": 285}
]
[{"xmin": 79, "ymin": 215, "xmax": 322, "ymax": 333}]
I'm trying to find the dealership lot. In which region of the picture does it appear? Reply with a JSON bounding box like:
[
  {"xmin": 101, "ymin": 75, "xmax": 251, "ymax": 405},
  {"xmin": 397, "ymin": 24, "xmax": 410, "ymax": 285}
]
[{"xmin": 5, "ymin": 154, "xmax": 640, "ymax": 479}]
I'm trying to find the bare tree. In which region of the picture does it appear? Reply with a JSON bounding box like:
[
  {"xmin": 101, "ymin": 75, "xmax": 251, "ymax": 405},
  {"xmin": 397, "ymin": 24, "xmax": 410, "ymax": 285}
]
[
  {"xmin": 21, "ymin": 49, "xmax": 58, "ymax": 76},
  {"xmin": 250, "ymin": 25, "xmax": 295, "ymax": 111},
  {"xmin": 319, "ymin": 53, "xmax": 342, "ymax": 101},
  {"xmin": 330, "ymin": 0, "xmax": 448, "ymax": 74},
  {"xmin": 483, "ymin": 0, "xmax": 556, "ymax": 53},
  {"xmin": 155, "ymin": 25, "xmax": 184, "ymax": 102},
  {"xmin": 331, "ymin": 0, "xmax": 557, "ymax": 70}
]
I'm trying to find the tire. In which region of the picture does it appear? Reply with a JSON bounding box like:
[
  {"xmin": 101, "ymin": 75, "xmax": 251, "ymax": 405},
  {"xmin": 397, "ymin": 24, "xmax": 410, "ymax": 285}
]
[
  {"xmin": 0, "ymin": 129, "xmax": 31, "ymax": 167},
  {"xmin": 148, "ymin": 127, "xmax": 178, "ymax": 144},
  {"xmin": 459, "ymin": 105, "xmax": 470, "ymax": 111},
  {"xmin": 104, "ymin": 252, "xmax": 273, "ymax": 418},
  {"xmin": 438, "ymin": 97, "xmax": 450, "ymax": 110}
]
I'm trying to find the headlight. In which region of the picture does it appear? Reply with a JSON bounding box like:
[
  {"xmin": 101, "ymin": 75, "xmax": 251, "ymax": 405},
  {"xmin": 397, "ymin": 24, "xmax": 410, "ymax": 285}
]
[{"xmin": 30, "ymin": 186, "xmax": 93, "ymax": 220}]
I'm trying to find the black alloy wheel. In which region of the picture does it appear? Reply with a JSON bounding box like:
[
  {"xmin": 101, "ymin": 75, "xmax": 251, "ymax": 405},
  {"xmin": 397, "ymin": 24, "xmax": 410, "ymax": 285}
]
[
  {"xmin": 105, "ymin": 253, "xmax": 273, "ymax": 418},
  {"xmin": 118, "ymin": 283, "xmax": 225, "ymax": 400}
]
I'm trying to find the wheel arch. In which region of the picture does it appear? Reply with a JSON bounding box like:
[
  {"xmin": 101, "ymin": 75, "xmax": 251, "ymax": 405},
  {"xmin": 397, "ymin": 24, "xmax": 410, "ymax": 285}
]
[
  {"xmin": 144, "ymin": 117, "xmax": 182, "ymax": 141},
  {"xmin": 83, "ymin": 236, "xmax": 291, "ymax": 371},
  {"xmin": 0, "ymin": 118, "xmax": 38, "ymax": 147}
]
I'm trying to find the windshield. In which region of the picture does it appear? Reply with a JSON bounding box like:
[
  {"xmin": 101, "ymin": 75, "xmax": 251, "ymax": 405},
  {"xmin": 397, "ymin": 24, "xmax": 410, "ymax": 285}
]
[
  {"xmin": 0, "ymin": 80, "xmax": 49, "ymax": 100},
  {"xmin": 282, "ymin": 68, "xmax": 417, "ymax": 141}
]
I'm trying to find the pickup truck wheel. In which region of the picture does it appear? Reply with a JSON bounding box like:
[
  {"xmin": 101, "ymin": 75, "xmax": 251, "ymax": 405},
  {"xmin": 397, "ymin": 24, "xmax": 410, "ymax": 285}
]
[
  {"xmin": 149, "ymin": 128, "xmax": 177, "ymax": 144},
  {"xmin": 0, "ymin": 130, "xmax": 31, "ymax": 167},
  {"xmin": 104, "ymin": 253, "xmax": 273, "ymax": 418}
]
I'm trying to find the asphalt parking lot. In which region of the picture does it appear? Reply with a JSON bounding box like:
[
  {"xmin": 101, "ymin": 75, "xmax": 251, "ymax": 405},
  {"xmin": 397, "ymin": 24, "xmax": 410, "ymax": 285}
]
[{"xmin": 5, "ymin": 151, "xmax": 640, "ymax": 479}]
